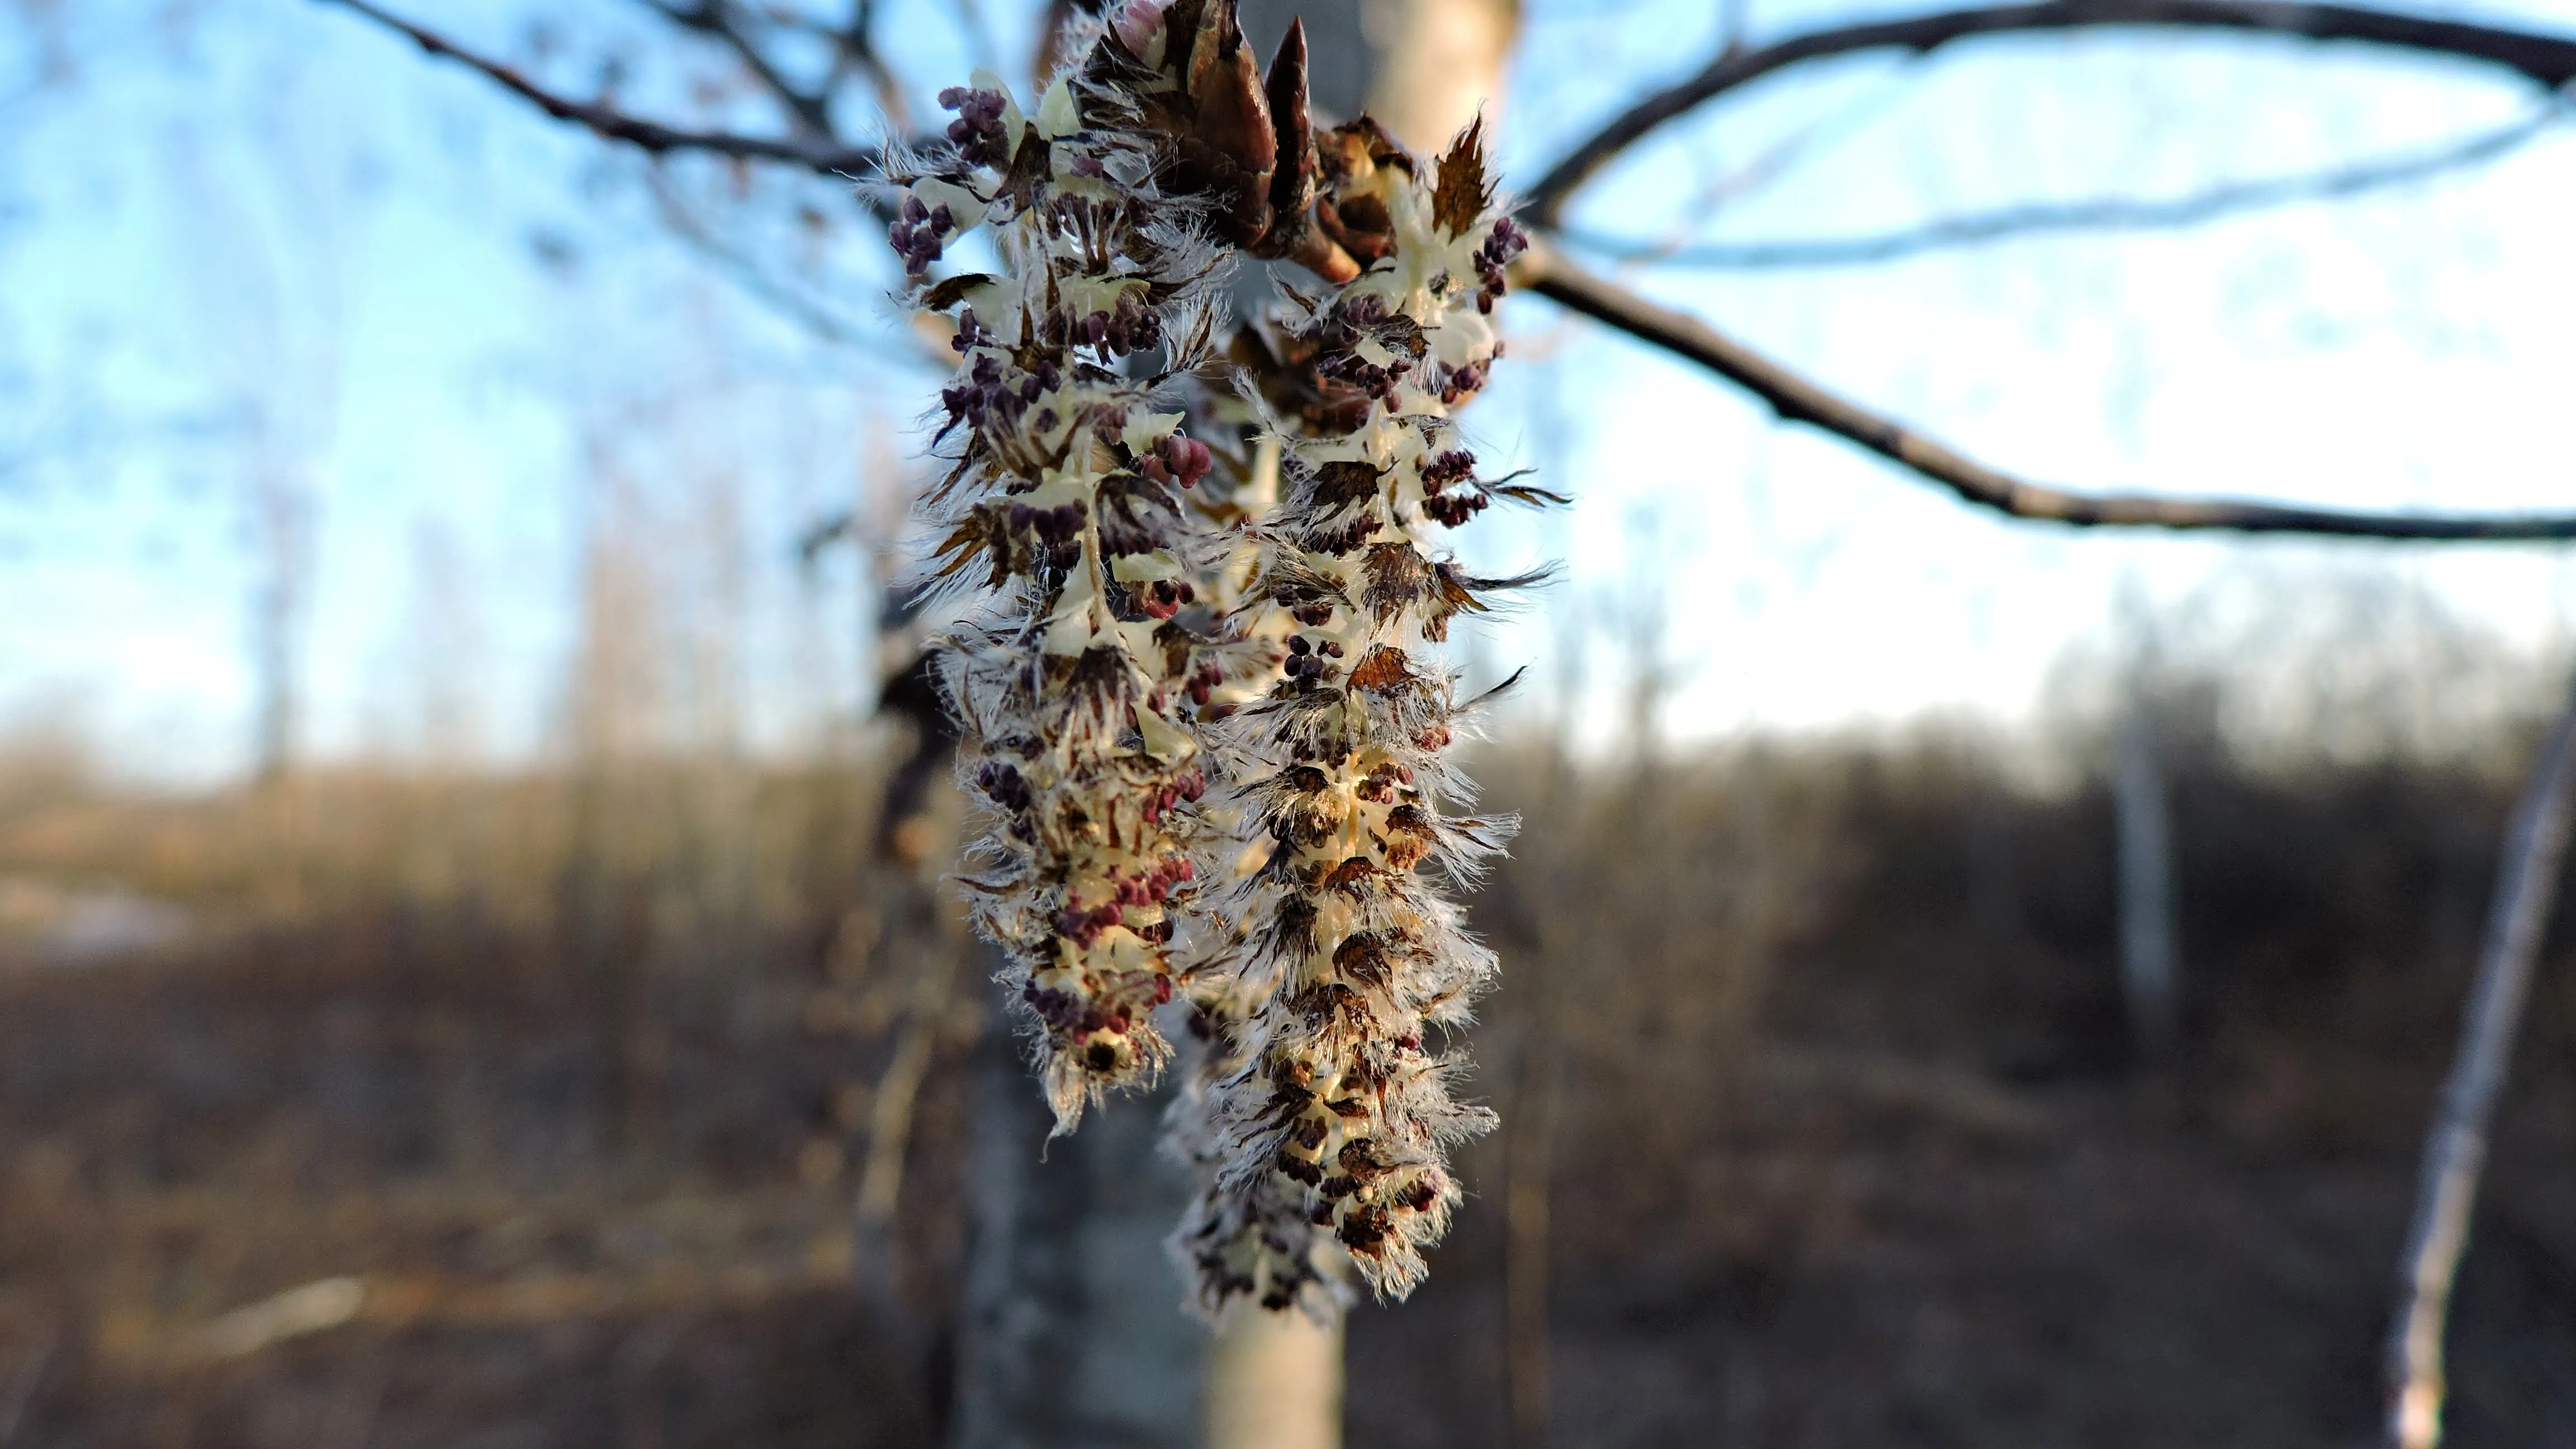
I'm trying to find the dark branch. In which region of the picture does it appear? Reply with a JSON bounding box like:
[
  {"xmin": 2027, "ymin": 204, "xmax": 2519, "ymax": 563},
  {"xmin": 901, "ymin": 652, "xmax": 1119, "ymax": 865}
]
[
  {"xmin": 826, "ymin": 0, "xmax": 913, "ymax": 131},
  {"xmin": 325, "ymin": 0, "xmax": 2576, "ymax": 543},
  {"xmin": 1513, "ymin": 238, "xmax": 2576, "ymax": 539},
  {"xmin": 319, "ymin": 0, "xmax": 881, "ymax": 176},
  {"xmin": 1526, "ymin": 0, "xmax": 2576, "ymax": 225},
  {"xmin": 1566, "ymin": 102, "xmax": 2565, "ymax": 270},
  {"xmin": 642, "ymin": 0, "xmax": 836, "ymax": 137}
]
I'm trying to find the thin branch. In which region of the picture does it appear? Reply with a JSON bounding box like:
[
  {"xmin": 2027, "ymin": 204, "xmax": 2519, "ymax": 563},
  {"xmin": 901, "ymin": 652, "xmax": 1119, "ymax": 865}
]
[
  {"xmin": 641, "ymin": 170, "xmax": 939, "ymax": 364},
  {"xmin": 1512, "ymin": 236, "xmax": 2576, "ymax": 539},
  {"xmin": 1525, "ymin": 0, "xmax": 2576, "ymax": 225},
  {"xmin": 950, "ymin": 0, "xmax": 1003, "ymax": 80},
  {"xmin": 641, "ymin": 0, "xmax": 836, "ymax": 136},
  {"xmin": 826, "ymin": 0, "xmax": 912, "ymax": 132},
  {"xmin": 1614, "ymin": 68, "xmax": 1933, "ymax": 264},
  {"xmin": 317, "ymin": 0, "xmax": 882, "ymax": 176},
  {"xmin": 330, "ymin": 0, "xmax": 2576, "ymax": 544},
  {"xmin": 705, "ymin": 0, "xmax": 904, "ymax": 118},
  {"xmin": 1566, "ymin": 101, "xmax": 2568, "ymax": 270},
  {"xmin": 2387, "ymin": 670, "xmax": 2576, "ymax": 1449}
]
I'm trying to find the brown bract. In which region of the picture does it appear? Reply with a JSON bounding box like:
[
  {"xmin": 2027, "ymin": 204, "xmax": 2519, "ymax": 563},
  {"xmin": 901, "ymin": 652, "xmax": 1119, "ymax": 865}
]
[
  {"xmin": 1097, "ymin": 2, "xmax": 1360, "ymax": 281},
  {"xmin": 1431, "ymin": 116, "xmax": 1494, "ymax": 239}
]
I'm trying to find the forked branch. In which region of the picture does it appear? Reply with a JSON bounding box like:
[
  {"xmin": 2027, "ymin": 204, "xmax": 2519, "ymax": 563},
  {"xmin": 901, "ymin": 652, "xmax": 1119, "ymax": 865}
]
[
  {"xmin": 1515, "ymin": 238, "xmax": 2576, "ymax": 539},
  {"xmin": 319, "ymin": 0, "xmax": 882, "ymax": 174},
  {"xmin": 1525, "ymin": 0, "xmax": 2576, "ymax": 224},
  {"xmin": 324, "ymin": 0, "xmax": 2576, "ymax": 543},
  {"xmin": 641, "ymin": 0, "xmax": 837, "ymax": 136}
]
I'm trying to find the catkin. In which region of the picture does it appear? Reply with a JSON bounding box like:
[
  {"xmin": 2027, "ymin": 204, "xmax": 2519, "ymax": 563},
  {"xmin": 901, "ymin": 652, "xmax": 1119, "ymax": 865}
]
[
  {"xmin": 902, "ymin": 0, "xmax": 1551, "ymax": 1310},
  {"xmin": 1175, "ymin": 115, "xmax": 1542, "ymax": 1311},
  {"xmin": 899, "ymin": 36, "xmax": 1240, "ymax": 1131}
]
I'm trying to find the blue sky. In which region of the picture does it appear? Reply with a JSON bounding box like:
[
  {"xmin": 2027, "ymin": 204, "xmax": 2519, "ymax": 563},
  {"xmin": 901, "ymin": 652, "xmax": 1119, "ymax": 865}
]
[{"xmin": 4, "ymin": 0, "xmax": 2575, "ymax": 781}]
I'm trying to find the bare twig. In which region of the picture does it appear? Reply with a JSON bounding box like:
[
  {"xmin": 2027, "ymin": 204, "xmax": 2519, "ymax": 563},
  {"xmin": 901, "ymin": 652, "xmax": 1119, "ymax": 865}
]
[
  {"xmin": 828, "ymin": 0, "xmax": 913, "ymax": 131},
  {"xmin": 336, "ymin": 0, "xmax": 2576, "ymax": 544},
  {"xmin": 950, "ymin": 0, "xmax": 1002, "ymax": 79},
  {"xmin": 332, "ymin": 0, "xmax": 2576, "ymax": 547},
  {"xmin": 1511, "ymin": 236, "xmax": 2576, "ymax": 540},
  {"xmin": 1525, "ymin": 0, "xmax": 2576, "ymax": 224},
  {"xmin": 317, "ymin": 0, "xmax": 882, "ymax": 175},
  {"xmin": 2386, "ymin": 673, "xmax": 2576, "ymax": 1449},
  {"xmin": 642, "ymin": 0, "xmax": 835, "ymax": 136},
  {"xmin": 1565, "ymin": 101, "xmax": 2566, "ymax": 270},
  {"xmin": 641, "ymin": 169, "xmax": 936, "ymax": 359},
  {"xmin": 1626, "ymin": 73, "xmax": 1930, "ymax": 259}
]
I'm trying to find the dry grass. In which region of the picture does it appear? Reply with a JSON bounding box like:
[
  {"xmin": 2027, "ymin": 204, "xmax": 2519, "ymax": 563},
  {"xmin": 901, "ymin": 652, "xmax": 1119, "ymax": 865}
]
[
  {"xmin": 6, "ymin": 656, "xmax": 2576, "ymax": 1445},
  {"xmin": 0, "ymin": 752, "xmax": 969, "ymax": 1448}
]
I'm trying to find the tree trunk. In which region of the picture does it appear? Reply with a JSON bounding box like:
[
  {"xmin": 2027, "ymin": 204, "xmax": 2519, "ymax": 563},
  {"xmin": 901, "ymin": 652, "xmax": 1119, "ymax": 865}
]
[
  {"xmin": 1204, "ymin": 1308, "xmax": 1344, "ymax": 1449},
  {"xmin": 951, "ymin": 992, "xmax": 1211, "ymax": 1449},
  {"xmin": 2386, "ymin": 673, "xmax": 2576, "ymax": 1449},
  {"xmin": 2113, "ymin": 703, "xmax": 2180, "ymax": 1064},
  {"xmin": 249, "ymin": 461, "xmax": 309, "ymax": 787}
]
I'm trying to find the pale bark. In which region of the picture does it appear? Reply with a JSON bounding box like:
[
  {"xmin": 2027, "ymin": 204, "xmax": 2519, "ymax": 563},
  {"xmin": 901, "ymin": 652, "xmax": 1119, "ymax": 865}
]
[
  {"xmin": 1205, "ymin": 1309, "xmax": 1346, "ymax": 1449},
  {"xmin": 2113, "ymin": 706, "xmax": 2180, "ymax": 1063},
  {"xmin": 1237, "ymin": 0, "xmax": 1514, "ymax": 149},
  {"xmin": 1356, "ymin": 0, "xmax": 1517, "ymax": 149},
  {"xmin": 953, "ymin": 1000, "xmax": 1211, "ymax": 1449},
  {"xmin": 2385, "ymin": 674, "xmax": 2576, "ymax": 1449},
  {"xmin": 248, "ymin": 460, "xmax": 310, "ymax": 786}
]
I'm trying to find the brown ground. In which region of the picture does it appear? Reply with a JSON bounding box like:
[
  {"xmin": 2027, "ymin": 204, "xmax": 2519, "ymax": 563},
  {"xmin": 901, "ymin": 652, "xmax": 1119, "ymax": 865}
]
[{"xmin": 6, "ymin": 728, "xmax": 2576, "ymax": 1447}]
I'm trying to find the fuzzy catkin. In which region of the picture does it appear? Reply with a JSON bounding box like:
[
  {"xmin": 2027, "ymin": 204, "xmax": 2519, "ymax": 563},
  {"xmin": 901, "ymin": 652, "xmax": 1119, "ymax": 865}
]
[
  {"xmin": 902, "ymin": 0, "xmax": 1549, "ymax": 1313},
  {"xmin": 1176, "ymin": 117, "xmax": 1540, "ymax": 1313},
  {"xmin": 900, "ymin": 42, "xmax": 1243, "ymax": 1133}
]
